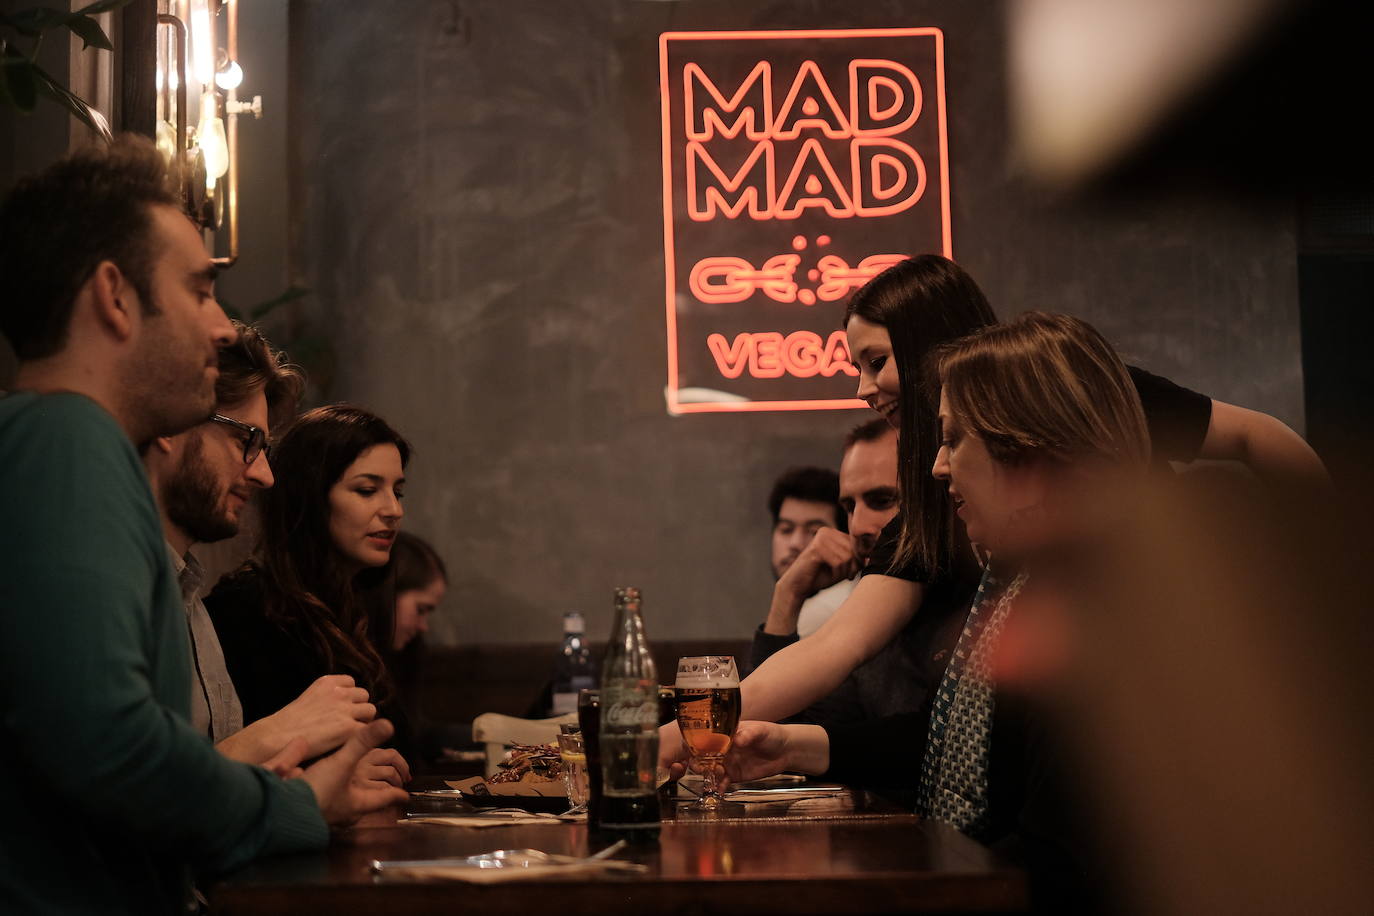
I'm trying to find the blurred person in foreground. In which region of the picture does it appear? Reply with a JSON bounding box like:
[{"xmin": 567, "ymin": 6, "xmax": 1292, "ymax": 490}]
[
  {"xmin": 726, "ymin": 312, "xmax": 1159, "ymax": 909},
  {"xmin": 663, "ymin": 255, "xmax": 1328, "ymax": 769},
  {"xmin": 144, "ymin": 323, "xmax": 406, "ymax": 786},
  {"xmin": 0, "ymin": 138, "xmax": 406, "ymax": 914},
  {"xmin": 206, "ymin": 404, "xmax": 416, "ymax": 759},
  {"xmin": 996, "ymin": 461, "xmax": 1374, "ymax": 916}
]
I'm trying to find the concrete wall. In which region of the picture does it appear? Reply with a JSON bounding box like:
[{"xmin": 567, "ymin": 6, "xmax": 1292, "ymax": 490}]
[{"xmin": 251, "ymin": 0, "xmax": 1301, "ymax": 645}]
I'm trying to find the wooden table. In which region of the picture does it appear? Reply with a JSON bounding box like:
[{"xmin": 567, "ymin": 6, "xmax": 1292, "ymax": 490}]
[{"xmin": 208, "ymin": 785, "xmax": 1027, "ymax": 916}]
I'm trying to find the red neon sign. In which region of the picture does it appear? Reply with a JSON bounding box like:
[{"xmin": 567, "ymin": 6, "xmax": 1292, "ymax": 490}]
[{"xmin": 660, "ymin": 28, "xmax": 952, "ymax": 413}]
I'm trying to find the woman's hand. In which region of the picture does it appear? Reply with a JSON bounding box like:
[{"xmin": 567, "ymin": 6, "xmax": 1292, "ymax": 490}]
[
  {"xmin": 352, "ymin": 746, "xmax": 411, "ymax": 789},
  {"xmin": 726, "ymin": 722, "xmax": 831, "ymax": 783}
]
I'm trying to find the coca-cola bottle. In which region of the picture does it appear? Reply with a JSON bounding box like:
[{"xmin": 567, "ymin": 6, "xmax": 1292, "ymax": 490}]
[{"xmin": 597, "ymin": 586, "xmax": 660, "ymax": 840}]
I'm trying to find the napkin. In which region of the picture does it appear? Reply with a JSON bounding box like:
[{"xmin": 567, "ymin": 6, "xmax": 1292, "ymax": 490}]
[
  {"xmin": 674, "ymin": 777, "xmax": 849, "ymax": 804},
  {"xmin": 402, "ymin": 812, "xmax": 582, "ymax": 828},
  {"xmin": 723, "ymin": 786, "xmax": 849, "ymax": 803},
  {"xmin": 373, "ymin": 860, "xmax": 644, "ymax": 883}
]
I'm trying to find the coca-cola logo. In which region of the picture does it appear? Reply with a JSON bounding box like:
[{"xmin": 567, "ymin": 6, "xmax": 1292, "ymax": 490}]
[{"xmin": 603, "ymin": 701, "xmax": 656, "ymax": 727}]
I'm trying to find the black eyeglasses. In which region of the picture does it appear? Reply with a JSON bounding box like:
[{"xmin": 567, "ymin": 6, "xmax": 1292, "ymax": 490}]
[{"xmin": 209, "ymin": 414, "xmax": 270, "ymax": 465}]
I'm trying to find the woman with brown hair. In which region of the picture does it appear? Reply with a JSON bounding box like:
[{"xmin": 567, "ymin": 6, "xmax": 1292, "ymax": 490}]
[
  {"xmin": 728, "ymin": 312, "xmax": 1156, "ymax": 908},
  {"xmin": 206, "ymin": 404, "xmax": 411, "ymax": 744}
]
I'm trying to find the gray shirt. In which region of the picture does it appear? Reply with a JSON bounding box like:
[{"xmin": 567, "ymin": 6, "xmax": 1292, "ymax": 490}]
[{"xmin": 169, "ymin": 544, "xmax": 244, "ymax": 743}]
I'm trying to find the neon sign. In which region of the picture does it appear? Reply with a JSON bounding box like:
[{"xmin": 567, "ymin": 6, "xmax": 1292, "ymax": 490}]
[{"xmin": 660, "ymin": 28, "xmax": 952, "ymax": 413}]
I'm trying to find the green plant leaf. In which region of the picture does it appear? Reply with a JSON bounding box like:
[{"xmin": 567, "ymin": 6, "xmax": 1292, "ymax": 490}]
[
  {"xmin": 2, "ymin": 48, "xmax": 38, "ymax": 112},
  {"xmin": 31, "ymin": 61, "xmax": 111, "ymax": 139},
  {"xmin": 249, "ymin": 286, "xmax": 310, "ymax": 321},
  {"xmin": 65, "ymin": 14, "xmax": 112, "ymax": 51},
  {"xmin": 4, "ymin": 7, "xmax": 71, "ymax": 37},
  {"xmin": 76, "ymin": 0, "xmax": 135, "ymax": 16}
]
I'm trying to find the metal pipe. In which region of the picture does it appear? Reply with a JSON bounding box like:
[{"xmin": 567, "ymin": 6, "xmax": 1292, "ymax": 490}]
[
  {"xmin": 222, "ymin": 0, "xmax": 239, "ymax": 267},
  {"xmin": 157, "ymin": 13, "xmax": 187, "ymax": 156}
]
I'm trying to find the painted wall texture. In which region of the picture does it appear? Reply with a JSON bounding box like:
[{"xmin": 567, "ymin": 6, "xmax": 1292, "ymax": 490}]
[{"xmin": 283, "ymin": 0, "xmax": 1301, "ymax": 645}]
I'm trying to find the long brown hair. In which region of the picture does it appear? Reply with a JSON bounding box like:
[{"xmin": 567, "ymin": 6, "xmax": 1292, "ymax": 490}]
[
  {"xmin": 844, "ymin": 255, "xmax": 997, "ymax": 579},
  {"xmin": 255, "ymin": 404, "xmax": 411, "ymax": 700},
  {"xmin": 937, "ymin": 312, "xmax": 1150, "ymax": 469}
]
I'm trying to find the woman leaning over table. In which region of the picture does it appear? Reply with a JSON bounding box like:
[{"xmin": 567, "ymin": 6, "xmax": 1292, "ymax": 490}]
[
  {"xmin": 207, "ymin": 404, "xmax": 414, "ymax": 757},
  {"xmin": 661, "ymin": 255, "xmax": 1327, "ymax": 769},
  {"xmin": 727, "ymin": 312, "xmax": 1154, "ymax": 909}
]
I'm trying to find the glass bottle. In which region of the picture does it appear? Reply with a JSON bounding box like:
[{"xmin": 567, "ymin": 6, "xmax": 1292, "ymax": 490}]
[{"xmin": 597, "ymin": 587, "xmax": 660, "ymax": 839}]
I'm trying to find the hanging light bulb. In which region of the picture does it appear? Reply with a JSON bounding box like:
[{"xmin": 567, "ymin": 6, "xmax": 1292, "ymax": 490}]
[
  {"xmin": 190, "ymin": 0, "xmax": 214, "ymax": 87},
  {"xmin": 215, "ymin": 58, "xmax": 243, "ymax": 91},
  {"xmin": 196, "ymin": 93, "xmax": 229, "ymax": 187}
]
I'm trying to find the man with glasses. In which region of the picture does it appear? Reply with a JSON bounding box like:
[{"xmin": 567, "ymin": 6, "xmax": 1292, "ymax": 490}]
[
  {"xmin": 145, "ymin": 322, "xmax": 391, "ymax": 768},
  {"xmin": 0, "ymin": 139, "xmax": 407, "ymax": 914}
]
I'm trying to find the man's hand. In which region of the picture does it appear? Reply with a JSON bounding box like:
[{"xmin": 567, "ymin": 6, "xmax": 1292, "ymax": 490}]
[
  {"xmin": 765, "ymin": 528, "xmax": 859, "ymax": 635},
  {"xmin": 268, "ymin": 674, "xmax": 377, "ymax": 757},
  {"xmin": 260, "ymin": 737, "xmax": 309, "ymax": 779},
  {"xmin": 353, "ymin": 746, "xmax": 411, "ymax": 790},
  {"xmin": 726, "ymin": 721, "xmax": 830, "ymax": 782},
  {"xmin": 300, "ymin": 719, "xmax": 409, "ymax": 827},
  {"xmin": 218, "ymin": 675, "xmax": 376, "ymax": 765}
]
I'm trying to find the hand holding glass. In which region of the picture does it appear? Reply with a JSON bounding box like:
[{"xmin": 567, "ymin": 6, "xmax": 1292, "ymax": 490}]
[{"xmin": 674, "ymin": 655, "xmax": 741, "ymax": 808}]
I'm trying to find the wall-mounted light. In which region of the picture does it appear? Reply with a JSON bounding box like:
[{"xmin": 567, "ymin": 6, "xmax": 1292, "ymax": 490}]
[
  {"xmin": 197, "ymin": 93, "xmax": 229, "ymax": 186},
  {"xmin": 156, "ymin": 0, "xmax": 260, "ymax": 267},
  {"xmin": 215, "ymin": 57, "xmax": 243, "ymax": 91},
  {"xmin": 188, "ymin": 0, "xmax": 214, "ymax": 87}
]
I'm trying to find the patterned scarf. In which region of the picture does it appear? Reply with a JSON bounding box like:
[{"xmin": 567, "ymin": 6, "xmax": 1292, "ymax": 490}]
[{"xmin": 917, "ymin": 562, "xmax": 1028, "ymax": 839}]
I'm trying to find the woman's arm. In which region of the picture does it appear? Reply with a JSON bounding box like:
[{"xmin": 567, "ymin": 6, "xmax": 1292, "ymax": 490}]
[
  {"xmin": 660, "ymin": 573, "xmax": 921, "ymax": 769},
  {"xmin": 741, "ymin": 573, "xmax": 922, "ymax": 722},
  {"xmin": 1200, "ymin": 400, "xmax": 1329, "ymax": 488}
]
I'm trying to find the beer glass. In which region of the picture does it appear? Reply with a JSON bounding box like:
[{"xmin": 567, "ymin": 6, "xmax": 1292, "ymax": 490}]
[{"xmin": 673, "ymin": 655, "xmax": 741, "ymax": 808}]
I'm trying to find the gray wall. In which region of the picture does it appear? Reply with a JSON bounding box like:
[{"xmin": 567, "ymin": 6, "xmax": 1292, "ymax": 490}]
[
  {"xmin": 214, "ymin": 0, "xmax": 291, "ymax": 313},
  {"xmin": 283, "ymin": 0, "xmax": 1301, "ymax": 646}
]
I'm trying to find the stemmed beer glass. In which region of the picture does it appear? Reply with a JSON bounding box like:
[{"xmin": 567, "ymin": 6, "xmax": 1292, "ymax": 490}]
[{"xmin": 673, "ymin": 656, "xmax": 741, "ymax": 808}]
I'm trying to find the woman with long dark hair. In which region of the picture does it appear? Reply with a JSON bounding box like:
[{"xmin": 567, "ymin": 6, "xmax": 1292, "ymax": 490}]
[
  {"xmin": 207, "ymin": 404, "xmax": 411, "ymax": 736},
  {"xmin": 844, "ymin": 255, "xmax": 997, "ymax": 580},
  {"xmin": 662, "ymin": 254, "xmax": 1325, "ymax": 763}
]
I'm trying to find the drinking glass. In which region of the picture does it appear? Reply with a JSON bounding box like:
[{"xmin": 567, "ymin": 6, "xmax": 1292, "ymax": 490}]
[
  {"xmin": 673, "ymin": 655, "xmax": 741, "ymax": 808},
  {"xmin": 557, "ymin": 730, "xmax": 589, "ymax": 814}
]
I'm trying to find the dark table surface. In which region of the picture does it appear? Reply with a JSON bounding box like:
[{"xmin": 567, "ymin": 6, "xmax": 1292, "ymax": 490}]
[{"xmin": 208, "ymin": 780, "xmax": 1027, "ymax": 916}]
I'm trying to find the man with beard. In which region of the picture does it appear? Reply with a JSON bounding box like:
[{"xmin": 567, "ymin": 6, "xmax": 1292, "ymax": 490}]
[
  {"xmin": 0, "ymin": 138, "xmax": 407, "ymax": 914},
  {"xmin": 144, "ymin": 323, "xmax": 390, "ymax": 768},
  {"xmin": 755, "ymin": 421, "xmax": 897, "ymax": 657}
]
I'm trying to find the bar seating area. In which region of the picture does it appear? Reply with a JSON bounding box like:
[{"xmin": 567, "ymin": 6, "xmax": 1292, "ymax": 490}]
[{"xmin": 2, "ymin": 3, "xmax": 1373, "ymax": 915}]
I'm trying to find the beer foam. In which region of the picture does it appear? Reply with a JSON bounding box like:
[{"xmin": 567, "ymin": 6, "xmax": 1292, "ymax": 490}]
[{"xmin": 675, "ymin": 656, "xmax": 740, "ymax": 688}]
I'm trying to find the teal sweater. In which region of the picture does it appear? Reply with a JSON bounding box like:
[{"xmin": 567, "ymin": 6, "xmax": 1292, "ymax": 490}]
[{"xmin": 0, "ymin": 392, "xmax": 328, "ymax": 914}]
